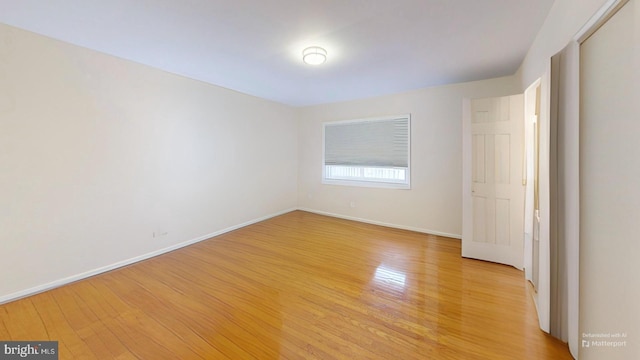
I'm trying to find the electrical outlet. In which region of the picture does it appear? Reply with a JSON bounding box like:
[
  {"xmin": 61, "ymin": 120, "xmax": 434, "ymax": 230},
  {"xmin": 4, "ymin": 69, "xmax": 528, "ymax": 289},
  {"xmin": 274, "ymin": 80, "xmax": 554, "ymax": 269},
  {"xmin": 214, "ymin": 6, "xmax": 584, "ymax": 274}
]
[{"xmin": 350, "ymin": 201, "xmax": 356, "ymax": 208}]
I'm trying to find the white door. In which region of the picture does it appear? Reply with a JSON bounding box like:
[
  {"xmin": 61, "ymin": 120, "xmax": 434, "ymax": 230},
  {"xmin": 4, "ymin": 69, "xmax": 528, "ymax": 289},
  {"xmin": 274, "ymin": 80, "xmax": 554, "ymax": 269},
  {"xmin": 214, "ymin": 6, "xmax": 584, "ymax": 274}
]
[{"xmin": 462, "ymin": 95, "xmax": 525, "ymax": 269}]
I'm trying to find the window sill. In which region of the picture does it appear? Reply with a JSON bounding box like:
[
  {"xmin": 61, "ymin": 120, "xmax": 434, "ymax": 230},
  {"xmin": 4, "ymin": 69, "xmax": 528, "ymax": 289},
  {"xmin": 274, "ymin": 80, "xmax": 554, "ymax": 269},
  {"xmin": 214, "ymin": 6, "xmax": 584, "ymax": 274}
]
[{"xmin": 322, "ymin": 178, "xmax": 411, "ymax": 190}]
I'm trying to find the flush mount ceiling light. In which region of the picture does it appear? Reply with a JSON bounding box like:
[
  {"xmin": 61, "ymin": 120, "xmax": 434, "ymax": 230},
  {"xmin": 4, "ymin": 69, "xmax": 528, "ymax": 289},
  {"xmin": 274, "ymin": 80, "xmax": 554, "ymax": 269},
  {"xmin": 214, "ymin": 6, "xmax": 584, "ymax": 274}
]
[{"xmin": 302, "ymin": 46, "xmax": 327, "ymax": 65}]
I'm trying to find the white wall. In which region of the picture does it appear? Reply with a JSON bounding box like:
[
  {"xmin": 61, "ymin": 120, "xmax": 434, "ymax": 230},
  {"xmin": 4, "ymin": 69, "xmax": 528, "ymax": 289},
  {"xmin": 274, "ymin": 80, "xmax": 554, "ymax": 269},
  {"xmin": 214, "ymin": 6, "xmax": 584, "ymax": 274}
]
[
  {"xmin": 517, "ymin": 0, "xmax": 610, "ymax": 89},
  {"xmin": 297, "ymin": 77, "xmax": 519, "ymax": 238},
  {"xmin": 0, "ymin": 24, "xmax": 298, "ymax": 302}
]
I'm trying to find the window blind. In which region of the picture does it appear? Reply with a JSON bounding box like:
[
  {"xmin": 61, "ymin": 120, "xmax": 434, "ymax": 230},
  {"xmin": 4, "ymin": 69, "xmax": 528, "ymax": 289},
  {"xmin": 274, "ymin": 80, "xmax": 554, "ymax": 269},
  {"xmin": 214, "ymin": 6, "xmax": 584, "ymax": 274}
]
[{"xmin": 324, "ymin": 116, "xmax": 409, "ymax": 167}]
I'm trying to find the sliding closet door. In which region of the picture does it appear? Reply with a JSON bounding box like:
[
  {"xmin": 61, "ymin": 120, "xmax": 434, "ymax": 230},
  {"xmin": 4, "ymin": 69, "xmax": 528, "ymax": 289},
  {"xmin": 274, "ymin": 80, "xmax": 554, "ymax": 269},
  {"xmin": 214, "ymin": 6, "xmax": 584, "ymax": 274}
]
[{"xmin": 580, "ymin": 0, "xmax": 639, "ymax": 358}]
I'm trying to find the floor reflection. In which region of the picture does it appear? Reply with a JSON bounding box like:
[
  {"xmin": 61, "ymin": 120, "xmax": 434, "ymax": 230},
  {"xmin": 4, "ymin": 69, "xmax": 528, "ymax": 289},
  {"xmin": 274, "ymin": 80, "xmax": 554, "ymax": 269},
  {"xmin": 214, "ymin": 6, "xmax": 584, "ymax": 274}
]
[{"xmin": 373, "ymin": 264, "xmax": 407, "ymax": 294}]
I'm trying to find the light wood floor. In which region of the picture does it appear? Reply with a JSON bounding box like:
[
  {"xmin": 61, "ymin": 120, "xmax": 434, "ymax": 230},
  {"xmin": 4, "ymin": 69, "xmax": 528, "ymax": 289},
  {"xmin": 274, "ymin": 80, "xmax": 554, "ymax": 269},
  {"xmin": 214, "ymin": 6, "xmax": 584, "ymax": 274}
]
[{"xmin": 0, "ymin": 211, "xmax": 572, "ymax": 359}]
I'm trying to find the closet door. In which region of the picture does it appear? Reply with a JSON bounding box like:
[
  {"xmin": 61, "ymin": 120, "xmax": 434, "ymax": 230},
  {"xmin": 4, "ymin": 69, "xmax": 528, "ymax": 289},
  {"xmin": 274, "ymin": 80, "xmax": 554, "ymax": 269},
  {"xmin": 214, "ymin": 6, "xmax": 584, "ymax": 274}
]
[{"xmin": 580, "ymin": 0, "xmax": 639, "ymax": 359}]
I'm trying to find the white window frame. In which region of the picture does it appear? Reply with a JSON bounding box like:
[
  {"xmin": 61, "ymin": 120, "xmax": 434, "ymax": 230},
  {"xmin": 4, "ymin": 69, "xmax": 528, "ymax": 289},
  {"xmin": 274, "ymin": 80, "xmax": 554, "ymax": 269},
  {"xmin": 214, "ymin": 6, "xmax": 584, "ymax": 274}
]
[{"xmin": 322, "ymin": 114, "xmax": 411, "ymax": 189}]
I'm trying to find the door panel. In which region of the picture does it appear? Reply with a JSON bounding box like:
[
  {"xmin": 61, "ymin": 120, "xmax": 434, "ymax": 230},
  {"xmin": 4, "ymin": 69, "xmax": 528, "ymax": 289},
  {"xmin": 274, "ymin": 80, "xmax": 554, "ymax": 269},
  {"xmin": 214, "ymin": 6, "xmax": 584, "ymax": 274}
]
[
  {"xmin": 472, "ymin": 135, "xmax": 486, "ymax": 183},
  {"xmin": 473, "ymin": 197, "xmax": 487, "ymax": 243},
  {"xmin": 496, "ymin": 199, "xmax": 511, "ymax": 246},
  {"xmin": 494, "ymin": 134, "xmax": 510, "ymax": 184}
]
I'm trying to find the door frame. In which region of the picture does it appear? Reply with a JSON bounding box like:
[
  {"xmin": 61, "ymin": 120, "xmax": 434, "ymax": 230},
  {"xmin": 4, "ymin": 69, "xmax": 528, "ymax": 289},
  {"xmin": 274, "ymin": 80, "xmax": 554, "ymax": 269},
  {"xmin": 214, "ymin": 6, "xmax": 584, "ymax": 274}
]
[{"xmin": 523, "ymin": 78, "xmax": 541, "ymax": 286}]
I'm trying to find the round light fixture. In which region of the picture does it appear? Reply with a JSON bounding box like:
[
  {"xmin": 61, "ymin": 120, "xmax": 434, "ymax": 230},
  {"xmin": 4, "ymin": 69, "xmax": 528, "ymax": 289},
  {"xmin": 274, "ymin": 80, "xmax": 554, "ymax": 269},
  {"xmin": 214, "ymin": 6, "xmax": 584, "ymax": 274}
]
[{"xmin": 302, "ymin": 46, "xmax": 327, "ymax": 65}]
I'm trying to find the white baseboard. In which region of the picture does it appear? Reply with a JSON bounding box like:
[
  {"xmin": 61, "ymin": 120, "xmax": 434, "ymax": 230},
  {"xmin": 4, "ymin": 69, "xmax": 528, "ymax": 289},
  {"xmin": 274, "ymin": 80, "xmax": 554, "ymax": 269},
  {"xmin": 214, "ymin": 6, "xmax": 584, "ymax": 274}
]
[
  {"xmin": 0, "ymin": 208, "xmax": 297, "ymax": 305},
  {"xmin": 297, "ymin": 207, "xmax": 462, "ymax": 240}
]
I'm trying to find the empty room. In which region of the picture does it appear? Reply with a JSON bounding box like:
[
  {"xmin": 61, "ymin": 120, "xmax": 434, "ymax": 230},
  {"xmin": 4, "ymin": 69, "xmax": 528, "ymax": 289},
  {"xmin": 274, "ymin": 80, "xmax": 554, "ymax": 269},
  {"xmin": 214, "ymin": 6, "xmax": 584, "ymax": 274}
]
[{"xmin": 0, "ymin": 0, "xmax": 638, "ymax": 359}]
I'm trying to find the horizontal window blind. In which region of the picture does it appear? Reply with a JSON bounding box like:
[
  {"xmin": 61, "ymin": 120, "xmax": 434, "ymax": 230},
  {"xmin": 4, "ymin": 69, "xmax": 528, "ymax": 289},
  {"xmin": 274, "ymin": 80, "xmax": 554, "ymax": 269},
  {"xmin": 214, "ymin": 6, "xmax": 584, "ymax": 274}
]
[
  {"xmin": 324, "ymin": 116, "xmax": 409, "ymax": 167},
  {"xmin": 323, "ymin": 115, "xmax": 410, "ymax": 188}
]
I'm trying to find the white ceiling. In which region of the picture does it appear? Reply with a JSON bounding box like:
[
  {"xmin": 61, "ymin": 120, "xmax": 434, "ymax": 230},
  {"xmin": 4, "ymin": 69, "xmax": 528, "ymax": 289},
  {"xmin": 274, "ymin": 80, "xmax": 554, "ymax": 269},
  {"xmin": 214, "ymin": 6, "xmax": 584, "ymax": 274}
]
[{"xmin": 0, "ymin": 0, "xmax": 555, "ymax": 106}]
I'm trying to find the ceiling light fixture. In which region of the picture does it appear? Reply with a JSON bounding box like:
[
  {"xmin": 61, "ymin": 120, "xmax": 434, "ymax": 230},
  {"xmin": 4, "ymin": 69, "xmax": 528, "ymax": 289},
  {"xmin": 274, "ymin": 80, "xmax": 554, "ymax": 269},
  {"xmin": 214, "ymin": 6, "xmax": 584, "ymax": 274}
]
[{"xmin": 302, "ymin": 46, "xmax": 327, "ymax": 65}]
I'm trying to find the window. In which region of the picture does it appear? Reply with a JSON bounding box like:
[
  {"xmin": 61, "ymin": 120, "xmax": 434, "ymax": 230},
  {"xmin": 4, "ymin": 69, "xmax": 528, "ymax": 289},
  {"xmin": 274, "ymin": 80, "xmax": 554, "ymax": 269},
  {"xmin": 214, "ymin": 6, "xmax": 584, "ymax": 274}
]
[{"xmin": 323, "ymin": 114, "xmax": 410, "ymax": 189}]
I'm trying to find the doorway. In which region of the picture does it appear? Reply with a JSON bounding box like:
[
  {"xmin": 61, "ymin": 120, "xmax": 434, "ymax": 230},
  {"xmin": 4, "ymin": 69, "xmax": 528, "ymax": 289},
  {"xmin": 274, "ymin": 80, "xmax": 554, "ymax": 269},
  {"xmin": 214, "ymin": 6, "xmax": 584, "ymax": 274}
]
[{"xmin": 523, "ymin": 79, "xmax": 541, "ymax": 290}]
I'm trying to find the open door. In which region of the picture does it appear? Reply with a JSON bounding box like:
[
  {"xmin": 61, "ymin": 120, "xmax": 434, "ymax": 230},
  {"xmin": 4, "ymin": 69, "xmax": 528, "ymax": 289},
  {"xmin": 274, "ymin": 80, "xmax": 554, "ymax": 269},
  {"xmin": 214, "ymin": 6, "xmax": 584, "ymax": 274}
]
[{"xmin": 462, "ymin": 95, "xmax": 525, "ymax": 269}]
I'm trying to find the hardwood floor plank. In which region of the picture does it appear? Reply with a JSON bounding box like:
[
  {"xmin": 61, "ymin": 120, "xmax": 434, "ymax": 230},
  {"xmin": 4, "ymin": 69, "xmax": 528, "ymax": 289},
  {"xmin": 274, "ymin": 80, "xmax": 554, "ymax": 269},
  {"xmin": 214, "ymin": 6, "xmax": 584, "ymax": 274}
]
[
  {"xmin": 0, "ymin": 211, "xmax": 572, "ymax": 359},
  {"xmin": 27, "ymin": 292, "xmax": 98, "ymax": 359}
]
